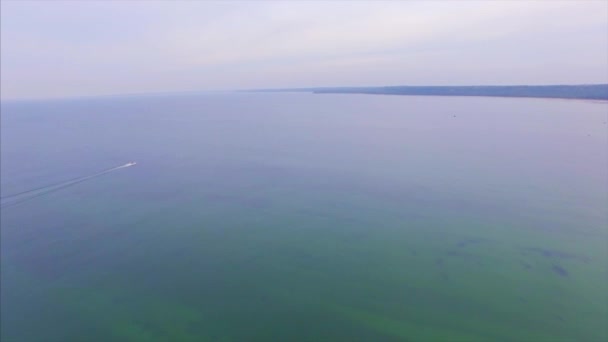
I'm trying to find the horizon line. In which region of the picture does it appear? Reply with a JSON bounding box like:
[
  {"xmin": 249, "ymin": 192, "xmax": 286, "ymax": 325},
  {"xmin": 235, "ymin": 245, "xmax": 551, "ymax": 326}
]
[{"xmin": 2, "ymin": 83, "xmax": 607, "ymax": 103}]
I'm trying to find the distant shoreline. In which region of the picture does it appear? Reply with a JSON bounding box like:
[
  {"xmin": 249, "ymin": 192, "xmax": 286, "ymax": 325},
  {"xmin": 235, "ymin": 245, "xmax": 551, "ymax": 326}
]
[
  {"xmin": 312, "ymin": 93, "xmax": 608, "ymax": 104},
  {"xmin": 248, "ymin": 84, "xmax": 608, "ymax": 101},
  {"xmin": 3, "ymin": 85, "xmax": 607, "ymax": 103}
]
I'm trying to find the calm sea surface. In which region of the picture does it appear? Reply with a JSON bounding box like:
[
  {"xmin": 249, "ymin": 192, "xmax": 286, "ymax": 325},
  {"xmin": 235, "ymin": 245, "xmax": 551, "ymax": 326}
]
[{"xmin": 1, "ymin": 93, "xmax": 607, "ymax": 341}]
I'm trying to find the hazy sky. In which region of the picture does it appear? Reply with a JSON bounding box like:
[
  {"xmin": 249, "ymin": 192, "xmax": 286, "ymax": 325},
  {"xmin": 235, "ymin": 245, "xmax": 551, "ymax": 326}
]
[{"xmin": 1, "ymin": 1, "xmax": 607, "ymax": 100}]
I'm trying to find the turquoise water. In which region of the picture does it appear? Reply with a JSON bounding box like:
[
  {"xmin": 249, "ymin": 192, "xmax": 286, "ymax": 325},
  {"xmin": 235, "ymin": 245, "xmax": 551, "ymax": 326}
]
[{"xmin": 1, "ymin": 93, "xmax": 607, "ymax": 341}]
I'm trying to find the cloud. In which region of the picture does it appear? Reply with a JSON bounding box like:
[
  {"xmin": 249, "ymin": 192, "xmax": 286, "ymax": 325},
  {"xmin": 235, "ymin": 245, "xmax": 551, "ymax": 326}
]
[{"xmin": 1, "ymin": 0, "xmax": 607, "ymax": 99}]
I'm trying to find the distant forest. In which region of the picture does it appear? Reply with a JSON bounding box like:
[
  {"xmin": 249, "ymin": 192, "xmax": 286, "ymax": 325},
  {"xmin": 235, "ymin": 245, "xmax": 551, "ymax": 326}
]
[{"xmin": 253, "ymin": 84, "xmax": 608, "ymax": 100}]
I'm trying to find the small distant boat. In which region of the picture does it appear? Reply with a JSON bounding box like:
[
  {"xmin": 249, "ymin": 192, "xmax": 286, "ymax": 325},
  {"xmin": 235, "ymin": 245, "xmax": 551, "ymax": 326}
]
[{"xmin": 125, "ymin": 162, "xmax": 137, "ymax": 167}]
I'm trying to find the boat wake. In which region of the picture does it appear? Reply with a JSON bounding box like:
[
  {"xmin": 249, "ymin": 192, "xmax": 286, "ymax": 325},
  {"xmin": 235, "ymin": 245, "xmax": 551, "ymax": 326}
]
[{"xmin": 0, "ymin": 162, "xmax": 136, "ymax": 209}]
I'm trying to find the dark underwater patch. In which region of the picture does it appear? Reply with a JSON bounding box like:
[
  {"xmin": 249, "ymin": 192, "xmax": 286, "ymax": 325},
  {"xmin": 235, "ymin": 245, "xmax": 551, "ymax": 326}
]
[
  {"xmin": 521, "ymin": 247, "xmax": 590, "ymax": 263},
  {"xmin": 551, "ymin": 264, "xmax": 569, "ymax": 277}
]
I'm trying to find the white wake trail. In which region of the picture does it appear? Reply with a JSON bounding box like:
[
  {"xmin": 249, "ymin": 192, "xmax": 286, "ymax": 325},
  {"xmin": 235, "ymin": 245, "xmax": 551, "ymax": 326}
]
[{"xmin": 0, "ymin": 162, "xmax": 137, "ymax": 209}]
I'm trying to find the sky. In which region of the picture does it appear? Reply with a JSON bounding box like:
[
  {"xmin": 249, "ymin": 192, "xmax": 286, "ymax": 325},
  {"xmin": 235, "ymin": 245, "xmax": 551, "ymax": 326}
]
[{"xmin": 1, "ymin": 0, "xmax": 607, "ymax": 100}]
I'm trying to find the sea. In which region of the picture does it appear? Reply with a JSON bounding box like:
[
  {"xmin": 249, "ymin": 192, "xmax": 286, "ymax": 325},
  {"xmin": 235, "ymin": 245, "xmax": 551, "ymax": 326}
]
[{"xmin": 1, "ymin": 92, "xmax": 607, "ymax": 341}]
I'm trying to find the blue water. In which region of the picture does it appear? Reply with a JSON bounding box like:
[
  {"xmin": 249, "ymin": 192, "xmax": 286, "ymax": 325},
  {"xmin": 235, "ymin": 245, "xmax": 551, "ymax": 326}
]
[{"xmin": 1, "ymin": 93, "xmax": 607, "ymax": 341}]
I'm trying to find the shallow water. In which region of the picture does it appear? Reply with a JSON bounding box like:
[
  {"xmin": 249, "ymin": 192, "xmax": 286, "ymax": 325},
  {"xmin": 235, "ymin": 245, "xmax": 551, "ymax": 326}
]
[{"xmin": 1, "ymin": 93, "xmax": 607, "ymax": 341}]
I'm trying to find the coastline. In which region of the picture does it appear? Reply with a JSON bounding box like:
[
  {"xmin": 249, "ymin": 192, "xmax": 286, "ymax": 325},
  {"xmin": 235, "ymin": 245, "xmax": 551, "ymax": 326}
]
[
  {"xmin": 311, "ymin": 91, "xmax": 608, "ymax": 103},
  {"xmin": 248, "ymin": 84, "xmax": 608, "ymax": 101}
]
